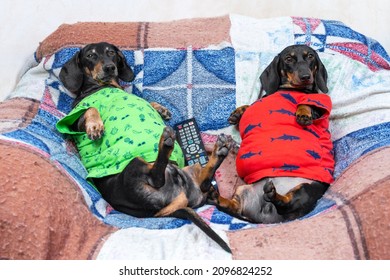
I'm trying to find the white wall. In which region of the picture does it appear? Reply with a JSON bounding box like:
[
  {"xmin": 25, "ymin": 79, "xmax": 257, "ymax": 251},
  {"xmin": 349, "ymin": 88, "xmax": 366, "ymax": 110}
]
[{"xmin": 1, "ymin": 0, "xmax": 389, "ymax": 100}]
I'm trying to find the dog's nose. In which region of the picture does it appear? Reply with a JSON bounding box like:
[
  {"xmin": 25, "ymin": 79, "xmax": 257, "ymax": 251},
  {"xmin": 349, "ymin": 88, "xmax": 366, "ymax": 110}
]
[
  {"xmin": 103, "ymin": 64, "xmax": 116, "ymax": 73},
  {"xmin": 300, "ymin": 74, "xmax": 311, "ymax": 81}
]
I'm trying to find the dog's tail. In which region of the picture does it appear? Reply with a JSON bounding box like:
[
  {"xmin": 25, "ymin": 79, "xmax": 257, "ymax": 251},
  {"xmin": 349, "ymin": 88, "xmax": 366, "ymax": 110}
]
[{"xmin": 171, "ymin": 208, "xmax": 232, "ymax": 254}]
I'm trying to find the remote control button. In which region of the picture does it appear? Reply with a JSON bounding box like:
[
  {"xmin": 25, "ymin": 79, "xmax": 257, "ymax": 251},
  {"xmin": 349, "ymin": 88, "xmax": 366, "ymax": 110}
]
[{"xmin": 186, "ymin": 144, "xmax": 199, "ymax": 154}]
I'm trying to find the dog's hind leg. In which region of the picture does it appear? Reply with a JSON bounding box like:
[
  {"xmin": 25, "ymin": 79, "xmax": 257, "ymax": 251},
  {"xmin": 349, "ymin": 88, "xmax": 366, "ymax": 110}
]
[
  {"xmin": 149, "ymin": 126, "xmax": 176, "ymax": 188},
  {"xmin": 197, "ymin": 134, "xmax": 231, "ymax": 192},
  {"xmin": 263, "ymin": 180, "xmax": 328, "ymax": 217},
  {"xmin": 207, "ymin": 184, "xmax": 255, "ymax": 222}
]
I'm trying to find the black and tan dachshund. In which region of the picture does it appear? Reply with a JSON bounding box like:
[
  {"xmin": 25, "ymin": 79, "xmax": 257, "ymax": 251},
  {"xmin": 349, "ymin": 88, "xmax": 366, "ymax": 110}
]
[
  {"xmin": 57, "ymin": 42, "xmax": 231, "ymax": 253},
  {"xmin": 209, "ymin": 44, "xmax": 334, "ymax": 223}
]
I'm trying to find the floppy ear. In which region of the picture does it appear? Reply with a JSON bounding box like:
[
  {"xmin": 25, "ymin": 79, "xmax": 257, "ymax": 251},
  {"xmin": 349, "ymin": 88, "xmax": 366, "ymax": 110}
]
[
  {"xmin": 314, "ymin": 53, "xmax": 328, "ymax": 93},
  {"xmin": 259, "ymin": 55, "xmax": 281, "ymax": 95},
  {"xmin": 59, "ymin": 51, "xmax": 84, "ymax": 94},
  {"xmin": 115, "ymin": 48, "xmax": 135, "ymax": 82}
]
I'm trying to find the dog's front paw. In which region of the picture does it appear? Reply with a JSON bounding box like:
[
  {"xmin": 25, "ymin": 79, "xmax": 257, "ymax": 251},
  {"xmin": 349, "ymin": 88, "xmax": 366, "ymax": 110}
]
[
  {"xmin": 228, "ymin": 105, "xmax": 249, "ymax": 125},
  {"xmin": 150, "ymin": 102, "xmax": 172, "ymax": 120},
  {"xmin": 296, "ymin": 104, "xmax": 313, "ymax": 126},
  {"xmin": 84, "ymin": 107, "xmax": 104, "ymax": 140},
  {"xmin": 263, "ymin": 179, "xmax": 277, "ymax": 202},
  {"xmin": 85, "ymin": 119, "xmax": 104, "ymax": 140}
]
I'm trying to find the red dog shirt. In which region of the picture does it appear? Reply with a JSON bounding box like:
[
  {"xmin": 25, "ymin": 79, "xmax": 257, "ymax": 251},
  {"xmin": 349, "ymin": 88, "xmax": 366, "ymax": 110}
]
[{"xmin": 236, "ymin": 91, "xmax": 334, "ymax": 184}]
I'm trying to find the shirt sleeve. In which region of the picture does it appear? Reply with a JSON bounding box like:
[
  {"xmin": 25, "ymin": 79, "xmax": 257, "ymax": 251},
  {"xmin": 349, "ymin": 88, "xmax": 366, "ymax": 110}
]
[{"xmin": 56, "ymin": 106, "xmax": 89, "ymax": 135}]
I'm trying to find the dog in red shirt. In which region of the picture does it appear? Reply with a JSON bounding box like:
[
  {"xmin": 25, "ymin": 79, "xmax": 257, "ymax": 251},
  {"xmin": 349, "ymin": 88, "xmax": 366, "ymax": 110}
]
[{"xmin": 209, "ymin": 45, "xmax": 334, "ymax": 223}]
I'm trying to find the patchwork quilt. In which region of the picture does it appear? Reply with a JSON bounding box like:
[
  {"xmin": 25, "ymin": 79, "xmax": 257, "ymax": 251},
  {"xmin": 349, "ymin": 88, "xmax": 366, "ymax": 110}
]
[{"xmin": 1, "ymin": 14, "xmax": 390, "ymax": 234}]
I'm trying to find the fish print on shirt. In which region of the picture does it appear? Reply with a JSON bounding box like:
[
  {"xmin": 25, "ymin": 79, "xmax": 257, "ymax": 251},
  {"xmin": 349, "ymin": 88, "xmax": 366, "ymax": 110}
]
[
  {"xmin": 303, "ymin": 127, "xmax": 320, "ymax": 138},
  {"xmin": 243, "ymin": 123, "xmax": 262, "ymax": 134},
  {"xmin": 280, "ymin": 92, "xmax": 298, "ymax": 104},
  {"xmin": 306, "ymin": 149, "xmax": 321, "ymax": 160},
  {"xmin": 307, "ymin": 98, "xmax": 327, "ymax": 108},
  {"xmin": 273, "ymin": 163, "xmax": 300, "ymax": 172},
  {"xmin": 240, "ymin": 151, "xmax": 262, "ymax": 159},
  {"xmin": 269, "ymin": 108, "xmax": 295, "ymax": 116},
  {"xmin": 271, "ymin": 134, "xmax": 300, "ymax": 142}
]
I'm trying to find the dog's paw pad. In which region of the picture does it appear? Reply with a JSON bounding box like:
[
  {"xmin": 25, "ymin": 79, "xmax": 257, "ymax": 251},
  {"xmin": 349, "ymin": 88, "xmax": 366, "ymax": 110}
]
[
  {"xmin": 228, "ymin": 106, "xmax": 249, "ymax": 125},
  {"xmin": 151, "ymin": 102, "xmax": 172, "ymax": 120},
  {"xmin": 228, "ymin": 113, "xmax": 241, "ymax": 125},
  {"xmin": 296, "ymin": 114, "xmax": 313, "ymax": 126},
  {"xmin": 86, "ymin": 122, "xmax": 104, "ymax": 140},
  {"xmin": 263, "ymin": 180, "xmax": 276, "ymax": 202},
  {"xmin": 158, "ymin": 108, "xmax": 172, "ymax": 120},
  {"xmin": 162, "ymin": 126, "xmax": 175, "ymax": 147},
  {"xmin": 216, "ymin": 134, "xmax": 231, "ymax": 157}
]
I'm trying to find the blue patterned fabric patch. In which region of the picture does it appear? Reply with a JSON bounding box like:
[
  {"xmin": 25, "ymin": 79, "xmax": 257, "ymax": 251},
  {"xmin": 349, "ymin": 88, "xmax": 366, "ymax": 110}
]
[{"xmin": 140, "ymin": 47, "xmax": 236, "ymax": 131}]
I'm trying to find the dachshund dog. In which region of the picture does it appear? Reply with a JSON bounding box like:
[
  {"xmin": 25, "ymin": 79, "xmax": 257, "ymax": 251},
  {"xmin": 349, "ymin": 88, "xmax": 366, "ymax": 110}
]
[
  {"xmin": 56, "ymin": 42, "xmax": 231, "ymax": 253},
  {"xmin": 209, "ymin": 44, "xmax": 334, "ymax": 223}
]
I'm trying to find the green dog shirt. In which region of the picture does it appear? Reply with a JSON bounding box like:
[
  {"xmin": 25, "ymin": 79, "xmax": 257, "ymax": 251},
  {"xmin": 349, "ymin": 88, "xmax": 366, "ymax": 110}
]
[{"xmin": 56, "ymin": 88, "xmax": 184, "ymax": 178}]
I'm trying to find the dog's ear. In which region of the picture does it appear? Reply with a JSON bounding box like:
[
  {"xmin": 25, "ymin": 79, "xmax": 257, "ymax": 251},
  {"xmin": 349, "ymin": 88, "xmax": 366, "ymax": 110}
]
[
  {"xmin": 260, "ymin": 55, "xmax": 281, "ymax": 95},
  {"xmin": 314, "ymin": 53, "xmax": 328, "ymax": 93},
  {"xmin": 59, "ymin": 51, "xmax": 84, "ymax": 94},
  {"xmin": 115, "ymin": 48, "xmax": 135, "ymax": 82}
]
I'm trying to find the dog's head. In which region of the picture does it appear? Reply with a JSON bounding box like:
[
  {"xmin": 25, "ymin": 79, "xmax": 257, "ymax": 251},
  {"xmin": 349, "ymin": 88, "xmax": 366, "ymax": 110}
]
[
  {"xmin": 59, "ymin": 42, "xmax": 135, "ymax": 95},
  {"xmin": 260, "ymin": 44, "xmax": 328, "ymax": 96}
]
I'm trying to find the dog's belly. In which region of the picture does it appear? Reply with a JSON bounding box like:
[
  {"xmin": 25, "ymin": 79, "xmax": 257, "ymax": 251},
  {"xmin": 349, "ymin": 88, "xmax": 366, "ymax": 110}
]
[
  {"xmin": 239, "ymin": 177, "xmax": 315, "ymax": 223},
  {"xmin": 255, "ymin": 177, "xmax": 315, "ymax": 195},
  {"xmin": 161, "ymin": 164, "xmax": 206, "ymax": 208},
  {"xmin": 124, "ymin": 164, "xmax": 205, "ymax": 213}
]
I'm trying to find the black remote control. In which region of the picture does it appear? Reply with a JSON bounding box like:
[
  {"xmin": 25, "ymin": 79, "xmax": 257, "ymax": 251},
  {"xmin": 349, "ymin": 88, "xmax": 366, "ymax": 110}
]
[
  {"xmin": 174, "ymin": 118, "xmax": 209, "ymax": 167},
  {"xmin": 174, "ymin": 118, "xmax": 218, "ymax": 190}
]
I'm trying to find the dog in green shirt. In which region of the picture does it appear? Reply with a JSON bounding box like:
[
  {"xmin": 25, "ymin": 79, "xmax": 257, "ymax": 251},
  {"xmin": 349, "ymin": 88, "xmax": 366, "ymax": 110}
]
[{"xmin": 57, "ymin": 42, "xmax": 231, "ymax": 253}]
